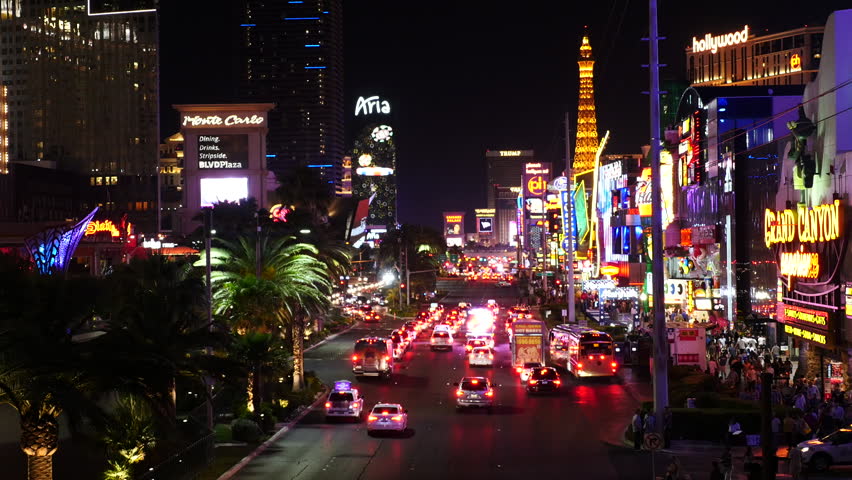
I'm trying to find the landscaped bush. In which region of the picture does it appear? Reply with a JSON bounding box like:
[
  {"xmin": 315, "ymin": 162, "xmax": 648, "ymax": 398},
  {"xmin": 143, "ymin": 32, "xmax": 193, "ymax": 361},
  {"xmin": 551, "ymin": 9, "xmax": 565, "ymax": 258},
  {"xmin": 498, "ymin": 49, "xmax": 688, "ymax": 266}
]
[{"xmin": 230, "ymin": 418, "xmax": 263, "ymax": 443}]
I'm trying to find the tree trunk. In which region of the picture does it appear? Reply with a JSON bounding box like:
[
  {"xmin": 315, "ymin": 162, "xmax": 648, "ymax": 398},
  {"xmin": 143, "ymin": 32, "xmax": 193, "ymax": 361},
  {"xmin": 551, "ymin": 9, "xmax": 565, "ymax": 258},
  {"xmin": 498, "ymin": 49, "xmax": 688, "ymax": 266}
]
[
  {"xmin": 252, "ymin": 364, "xmax": 262, "ymax": 412},
  {"xmin": 292, "ymin": 316, "xmax": 305, "ymax": 392},
  {"xmin": 21, "ymin": 412, "xmax": 58, "ymax": 480}
]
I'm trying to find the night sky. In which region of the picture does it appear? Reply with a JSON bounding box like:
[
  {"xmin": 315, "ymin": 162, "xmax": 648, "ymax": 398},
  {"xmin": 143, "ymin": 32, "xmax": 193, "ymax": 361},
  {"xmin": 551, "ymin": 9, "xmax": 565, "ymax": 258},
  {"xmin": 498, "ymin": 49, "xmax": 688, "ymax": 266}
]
[{"xmin": 160, "ymin": 0, "xmax": 850, "ymax": 232}]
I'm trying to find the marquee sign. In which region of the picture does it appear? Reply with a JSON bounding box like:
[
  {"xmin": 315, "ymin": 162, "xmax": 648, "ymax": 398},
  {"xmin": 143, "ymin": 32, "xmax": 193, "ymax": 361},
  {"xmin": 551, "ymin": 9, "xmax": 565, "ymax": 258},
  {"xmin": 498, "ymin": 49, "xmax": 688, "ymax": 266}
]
[
  {"xmin": 445, "ymin": 215, "xmax": 463, "ymax": 223},
  {"xmin": 790, "ymin": 54, "xmax": 802, "ymax": 72},
  {"xmin": 527, "ymin": 175, "xmax": 547, "ymax": 196},
  {"xmin": 764, "ymin": 200, "xmax": 842, "ymax": 248},
  {"xmin": 691, "ymin": 25, "xmax": 749, "ymax": 54},
  {"xmin": 780, "ymin": 303, "xmax": 833, "ymax": 347},
  {"xmin": 477, "ymin": 217, "xmax": 493, "ymax": 233},
  {"xmin": 181, "ymin": 114, "xmax": 265, "ymax": 128},
  {"xmin": 198, "ymin": 135, "xmax": 248, "ymax": 169},
  {"xmin": 355, "ymin": 95, "xmax": 391, "ymax": 116},
  {"xmin": 85, "ymin": 220, "xmax": 131, "ymax": 238},
  {"xmin": 779, "ymin": 251, "xmax": 819, "ymax": 279}
]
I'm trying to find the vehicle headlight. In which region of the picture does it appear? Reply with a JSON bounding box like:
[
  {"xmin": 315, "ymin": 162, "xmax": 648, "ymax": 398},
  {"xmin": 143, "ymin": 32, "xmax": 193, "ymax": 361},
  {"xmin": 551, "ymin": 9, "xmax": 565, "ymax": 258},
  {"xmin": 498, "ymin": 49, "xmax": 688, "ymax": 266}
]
[{"xmin": 800, "ymin": 447, "xmax": 809, "ymax": 453}]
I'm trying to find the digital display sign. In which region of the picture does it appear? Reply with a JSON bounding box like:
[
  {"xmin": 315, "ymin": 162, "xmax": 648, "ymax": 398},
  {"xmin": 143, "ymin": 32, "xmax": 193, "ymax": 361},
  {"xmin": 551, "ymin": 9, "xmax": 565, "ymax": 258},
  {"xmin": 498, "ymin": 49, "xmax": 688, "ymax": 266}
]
[
  {"xmin": 200, "ymin": 177, "xmax": 248, "ymax": 207},
  {"xmin": 477, "ymin": 217, "xmax": 494, "ymax": 233},
  {"xmin": 780, "ymin": 303, "xmax": 833, "ymax": 347},
  {"xmin": 198, "ymin": 135, "xmax": 249, "ymax": 169}
]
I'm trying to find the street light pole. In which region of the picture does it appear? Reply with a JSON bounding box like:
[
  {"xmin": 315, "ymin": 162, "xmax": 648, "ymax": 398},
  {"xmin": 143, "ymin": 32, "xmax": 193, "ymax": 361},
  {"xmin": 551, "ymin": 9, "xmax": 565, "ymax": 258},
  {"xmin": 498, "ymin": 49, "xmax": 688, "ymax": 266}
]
[
  {"xmin": 649, "ymin": 0, "xmax": 669, "ymax": 432},
  {"xmin": 203, "ymin": 207, "xmax": 214, "ymax": 430},
  {"xmin": 565, "ymin": 112, "xmax": 575, "ymax": 324}
]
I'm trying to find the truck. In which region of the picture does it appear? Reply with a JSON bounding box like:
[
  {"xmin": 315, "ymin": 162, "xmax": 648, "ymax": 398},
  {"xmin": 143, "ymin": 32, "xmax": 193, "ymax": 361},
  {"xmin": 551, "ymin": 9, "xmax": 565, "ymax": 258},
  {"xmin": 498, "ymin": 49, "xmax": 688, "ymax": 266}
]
[
  {"xmin": 352, "ymin": 337, "xmax": 394, "ymax": 379},
  {"xmin": 509, "ymin": 319, "xmax": 546, "ymax": 370},
  {"xmin": 666, "ymin": 321, "xmax": 708, "ymax": 372}
]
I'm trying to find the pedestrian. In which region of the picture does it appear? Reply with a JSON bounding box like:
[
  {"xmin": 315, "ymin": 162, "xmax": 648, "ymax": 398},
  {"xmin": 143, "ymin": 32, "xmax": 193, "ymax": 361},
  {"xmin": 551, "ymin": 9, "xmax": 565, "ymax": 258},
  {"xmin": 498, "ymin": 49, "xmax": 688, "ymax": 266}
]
[
  {"xmin": 664, "ymin": 406, "xmax": 673, "ymax": 448},
  {"xmin": 644, "ymin": 410, "xmax": 657, "ymax": 435},
  {"xmin": 771, "ymin": 343, "xmax": 780, "ymax": 360},
  {"xmin": 709, "ymin": 357, "xmax": 719, "ymax": 378},
  {"xmin": 632, "ymin": 408, "xmax": 644, "ymax": 451},
  {"xmin": 783, "ymin": 412, "xmax": 796, "ymax": 448},
  {"xmin": 710, "ymin": 460, "xmax": 724, "ymax": 480}
]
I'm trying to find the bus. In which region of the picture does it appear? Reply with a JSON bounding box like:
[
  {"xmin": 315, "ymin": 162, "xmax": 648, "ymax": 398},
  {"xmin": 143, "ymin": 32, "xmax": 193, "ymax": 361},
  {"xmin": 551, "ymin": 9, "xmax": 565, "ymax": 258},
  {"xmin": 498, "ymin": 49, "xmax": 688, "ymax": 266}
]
[{"xmin": 548, "ymin": 325, "xmax": 617, "ymax": 377}]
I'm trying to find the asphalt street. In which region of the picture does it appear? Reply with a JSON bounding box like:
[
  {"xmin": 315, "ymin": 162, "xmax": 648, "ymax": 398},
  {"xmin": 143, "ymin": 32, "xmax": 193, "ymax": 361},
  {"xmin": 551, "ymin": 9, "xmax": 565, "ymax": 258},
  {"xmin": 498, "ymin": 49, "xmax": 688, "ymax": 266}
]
[{"xmin": 232, "ymin": 279, "xmax": 663, "ymax": 480}]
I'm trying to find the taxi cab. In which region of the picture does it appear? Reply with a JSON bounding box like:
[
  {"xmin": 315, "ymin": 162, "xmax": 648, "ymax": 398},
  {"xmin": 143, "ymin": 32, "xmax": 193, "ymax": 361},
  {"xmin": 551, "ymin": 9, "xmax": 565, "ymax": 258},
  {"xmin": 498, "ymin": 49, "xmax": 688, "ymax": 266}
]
[
  {"xmin": 324, "ymin": 380, "xmax": 364, "ymax": 422},
  {"xmin": 454, "ymin": 376, "xmax": 495, "ymax": 412},
  {"xmin": 366, "ymin": 403, "xmax": 408, "ymax": 435},
  {"xmin": 468, "ymin": 347, "xmax": 494, "ymax": 367}
]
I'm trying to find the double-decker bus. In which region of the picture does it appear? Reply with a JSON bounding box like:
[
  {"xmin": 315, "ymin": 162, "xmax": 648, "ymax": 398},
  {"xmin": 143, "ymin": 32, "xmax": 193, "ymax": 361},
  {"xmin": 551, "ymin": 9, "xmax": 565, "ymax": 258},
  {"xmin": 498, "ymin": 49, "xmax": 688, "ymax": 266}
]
[{"xmin": 548, "ymin": 325, "xmax": 617, "ymax": 377}]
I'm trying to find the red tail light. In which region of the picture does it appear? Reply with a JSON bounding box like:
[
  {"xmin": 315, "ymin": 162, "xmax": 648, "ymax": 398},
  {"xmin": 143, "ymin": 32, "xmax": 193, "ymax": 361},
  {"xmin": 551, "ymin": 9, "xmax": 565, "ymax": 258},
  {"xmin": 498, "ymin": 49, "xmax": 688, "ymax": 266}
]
[
  {"xmin": 554, "ymin": 380, "xmax": 561, "ymax": 385},
  {"xmin": 325, "ymin": 402, "xmax": 331, "ymax": 409},
  {"xmin": 367, "ymin": 415, "xmax": 378, "ymax": 422},
  {"xmin": 588, "ymin": 355, "xmax": 593, "ymax": 360},
  {"xmin": 515, "ymin": 366, "xmax": 523, "ymax": 373},
  {"xmin": 611, "ymin": 362, "xmax": 618, "ymax": 368},
  {"xmin": 577, "ymin": 363, "xmax": 584, "ymax": 369},
  {"xmin": 391, "ymin": 415, "xmax": 403, "ymax": 421},
  {"xmin": 529, "ymin": 379, "xmax": 538, "ymax": 385},
  {"xmin": 485, "ymin": 390, "xmax": 494, "ymax": 397},
  {"xmin": 352, "ymin": 355, "xmax": 359, "ymax": 361},
  {"xmin": 456, "ymin": 390, "xmax": 463, "ymax": 397},
  {"xmin": 599, "ymin": 355, "xmax": 605, "ymax": 360},
  {"xmin": 489, "ymin": 354, "xmax": 494, "ymax": 360}
]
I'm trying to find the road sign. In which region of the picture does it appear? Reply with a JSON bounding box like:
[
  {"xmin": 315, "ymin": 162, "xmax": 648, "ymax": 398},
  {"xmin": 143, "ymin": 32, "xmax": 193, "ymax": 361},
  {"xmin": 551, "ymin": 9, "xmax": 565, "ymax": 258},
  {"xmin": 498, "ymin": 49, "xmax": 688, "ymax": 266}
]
[{"xmin": 643, "ymin": 432, "xmax": 663, "ymax": 451}]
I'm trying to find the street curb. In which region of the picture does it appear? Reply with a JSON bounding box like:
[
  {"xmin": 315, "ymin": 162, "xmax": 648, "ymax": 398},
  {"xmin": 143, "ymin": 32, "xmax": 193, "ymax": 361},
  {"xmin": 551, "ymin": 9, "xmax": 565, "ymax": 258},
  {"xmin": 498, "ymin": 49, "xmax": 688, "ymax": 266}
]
[
  {"xmin": 215, "ymin": 387, "xmax": 329, "ymax": 480},
  {"xmin": 304, "ymin": 320, "xmax": 359, "ymax": 354}
]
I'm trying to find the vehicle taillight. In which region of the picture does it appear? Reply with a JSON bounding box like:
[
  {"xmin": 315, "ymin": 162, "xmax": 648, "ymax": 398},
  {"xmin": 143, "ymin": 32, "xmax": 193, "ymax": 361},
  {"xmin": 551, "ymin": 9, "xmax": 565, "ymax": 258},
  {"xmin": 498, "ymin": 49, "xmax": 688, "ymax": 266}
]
[
  {"xmin": 489, "ymin": 354, "xmax": 494, "ymax": 360},
  {"xmin": 554, "ymin": 380, "xmax": 561, "ymax": 385},
  {"xmin": 352, "ymin": 355, "xmax": 359, "ymax": 361},
  {"xmin": 367, "ymin": 415, "xmax": 378, "ymax": 422},
  {"xmin": 325, "ymin": 402, "xmax": 331, "ymax": 409},
  {"xmin": 599, "ymin": 355, "xmax": 605, "ymax": 360},
  {"xmin": 588, "ymin": 355, "xmax": 594, "ymax": 360},
  {"xmin": 611, "ymin": 362, "xmax": 618, "ymax": 368},
  {"xmin": 515, "ymin": 366, "xmax": 523, "ymax": 373},
  {"xmin": 529, "ymin": 379, "xmax": 537, "ymax": 384},
  {"xmin": 456, "ymin": 390, "xmax": 464, "ymax": 397},
  {"xmin": 577, "ymin": 363, "xmax": 584, "ymax": 369},
  {"xmin": 485, "ymin": 390, "xmax": 494, "ymax": 397},
  {"xmin": 391, "ymin": 415, "xmax": 403, "ymax": 421}
]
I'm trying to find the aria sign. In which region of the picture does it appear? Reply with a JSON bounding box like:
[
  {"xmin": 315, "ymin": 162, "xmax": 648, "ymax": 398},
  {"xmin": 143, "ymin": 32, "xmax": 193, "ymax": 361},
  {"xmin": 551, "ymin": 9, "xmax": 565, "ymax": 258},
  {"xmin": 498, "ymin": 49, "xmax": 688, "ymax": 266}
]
[
  {"xmin": 355, "ymin": 95, "xmax": 391, "ymax": 116},
  {"xmin": 691, "ymin": 25, "xmax": 749, "ymax": 54},
  {"xmin": 182, "ymin": 114, "xmax": 265, "ymax": 128}
]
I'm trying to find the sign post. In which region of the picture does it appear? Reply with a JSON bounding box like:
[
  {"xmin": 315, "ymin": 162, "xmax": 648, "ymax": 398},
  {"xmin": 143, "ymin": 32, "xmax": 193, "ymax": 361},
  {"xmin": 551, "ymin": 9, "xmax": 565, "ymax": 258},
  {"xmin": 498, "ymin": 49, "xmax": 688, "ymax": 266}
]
[{"xmin": 644, "ymin": 432, "xmax": 663, "ymax": 480}]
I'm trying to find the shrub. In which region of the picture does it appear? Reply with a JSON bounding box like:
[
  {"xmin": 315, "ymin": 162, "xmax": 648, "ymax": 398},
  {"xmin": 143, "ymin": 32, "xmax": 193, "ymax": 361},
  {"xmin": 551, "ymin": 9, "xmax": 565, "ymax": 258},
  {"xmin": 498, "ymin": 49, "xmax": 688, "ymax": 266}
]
[{"xmin": 230, "ymin": 418, "xmax": 263, "ymax": 443}]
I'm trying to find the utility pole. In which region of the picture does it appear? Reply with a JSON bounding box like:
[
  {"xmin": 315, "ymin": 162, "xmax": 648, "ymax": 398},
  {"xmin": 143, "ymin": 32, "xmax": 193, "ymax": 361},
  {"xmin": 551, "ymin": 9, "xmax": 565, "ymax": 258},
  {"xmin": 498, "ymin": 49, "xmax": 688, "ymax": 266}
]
[
  {"xmin": 648, "ymin": 0, "xmax": 669, "ymax": 432},
  {"xmin": 202, "ymin": 207, "xmax": 214, "ymax": 430},
  {"xmin": 565, "ymin": 113, "xmax": 575, "ymax": 324},
  {"xmin": 255, "ymin": 211, "xmax": 262, "ymax": 279}
]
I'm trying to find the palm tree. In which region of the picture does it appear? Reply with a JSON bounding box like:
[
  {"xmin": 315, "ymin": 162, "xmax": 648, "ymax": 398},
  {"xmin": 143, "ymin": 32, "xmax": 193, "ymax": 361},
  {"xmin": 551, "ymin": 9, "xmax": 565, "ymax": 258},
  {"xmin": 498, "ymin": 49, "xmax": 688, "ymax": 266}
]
[
  {"xmin": 97, "ymin": 257, "xmax": 228, "ymax": 425},
  {"xmin": 0, "ymin": 263, "xmax": 107, "ymax": 480},
  {"xmin": 203, "ymin": 235, "xmax": 332, "ymax": 392},
  {"xmin": 229, "ymin": 332, "xmax": 289, "ymax": 412}
]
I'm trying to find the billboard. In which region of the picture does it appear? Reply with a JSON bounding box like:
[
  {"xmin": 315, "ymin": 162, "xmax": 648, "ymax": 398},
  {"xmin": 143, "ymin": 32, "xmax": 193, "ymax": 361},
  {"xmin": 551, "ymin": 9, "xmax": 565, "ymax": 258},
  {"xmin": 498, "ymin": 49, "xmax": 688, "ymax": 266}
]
[
  {"xmin": 197, "ymin": 135, "xmax": 248, "ymax": 169},
  {"xmin": 523, "ymin": 162, "xmax": 552, "ymax": 199},
  {"xmin": 477, "ymin": 217, "xmax": 494, "ymax": 233},
  {"xmin": 199, "ymin": 177, "xmax": 248, "ymax": 207}
]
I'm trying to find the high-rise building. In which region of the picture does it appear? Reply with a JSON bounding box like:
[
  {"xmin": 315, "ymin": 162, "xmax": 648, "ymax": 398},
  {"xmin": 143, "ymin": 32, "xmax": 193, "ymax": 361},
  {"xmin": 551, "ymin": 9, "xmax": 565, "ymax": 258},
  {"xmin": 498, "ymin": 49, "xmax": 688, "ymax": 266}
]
[
  {"xmin": 573, "ymin": 35, "xmax": 599, "ymax": 176},
  {"xmin": 0, "ymin": 0, "xmax": 159, "ymax": 223},
  {"xmin": 485, "ymin": 149, "xmax": 533, "ymax": 208},
  {"xmin": 241, "ymin": 0, "xmax": 344, "ymax": 190}
]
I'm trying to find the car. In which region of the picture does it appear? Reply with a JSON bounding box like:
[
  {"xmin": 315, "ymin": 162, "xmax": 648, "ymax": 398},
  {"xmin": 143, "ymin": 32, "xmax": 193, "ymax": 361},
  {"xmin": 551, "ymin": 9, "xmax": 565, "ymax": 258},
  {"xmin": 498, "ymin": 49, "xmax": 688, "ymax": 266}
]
[
  {"xmin": 389, "ymin": 331, "xmax": 408, "ymax": 360},
  {"xmin": 430, "ymin": 329, "xmax": 453, "ymax": 351},
  {"xmin": 497, "ymin": 281, "xmax": 510, "ymax": 288},
  {"xmin": 467, "ymin": 333, "xmax": 495, "ymax": 349},
  {"xmin": 454, "ymin": 376, "xmax": 494, "ymax": 412},
  {"xmin": 797, "ymin": 426, "xmax": 852, "ymax": 471},
  {"xmin": 359, "ymin": 304, "xmax": 372, "ymax": 314},
  {"xmin": 366, "ymin": 403, "xmax": 408, "ymax": 434},
  {"xmin": 527, "ymin": 367, "xmax": 562, "ymax": 394},
  {"xmin": 402, "ymin": 322, "xmax": 419, "ymax": 340},
  {"xmin": 352, "ymin": 337, "xmax": 394, "ymax": 378},
  {"xmin": 324, "ymin": 380, "xmax": 364, "ymax": 422},
  {"xmin": 363, "ymin": 311, "xmax": 382, "ymax": 323},
  {"xmin": 465, "ymin": 338, "xmax": 488, "ymax": 352},
  {"xmin": 517, "ymin": 362, "xmax": 543, "ymax": 383},
  {"xmin": 468, "ymin": 347, "xmax": 494, "ymax": 367}
]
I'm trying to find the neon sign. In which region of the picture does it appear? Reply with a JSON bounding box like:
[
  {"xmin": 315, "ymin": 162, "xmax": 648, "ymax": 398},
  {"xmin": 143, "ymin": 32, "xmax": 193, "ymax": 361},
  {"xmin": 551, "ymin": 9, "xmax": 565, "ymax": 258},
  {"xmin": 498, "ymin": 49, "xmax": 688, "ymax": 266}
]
[
  {"xmin": 356, "ymin": 167, "xmax": 394, "ymax": 176},
  {"xmin": 445, "ymin": 215, "xmax": 463, "ymax": 223},
  {"xmin": 85, "ymin": 220, "xmax": 127, "ymax": 237},
  {"xmin": 691, "ymin": 25, "xmax": 749, "ymax": 54},
  {"xmin": 355, "ymin": 95, "xmax": 390, "ymax": 116},
  {"xmin": 779, "ymin": 251, "xmax": 820, "ymax": 278},
  {"xmin": 783, "ymin": 304, "xmax": 828, "ymax": 327},
  {"xmin": 499, "ymin": 150, "xmax": 522, "ymax": 157},
  {"xmin": 764, "ymin": 200, "xmax": 842, "ymax": 248},
  {"xmin": 524, "ymin": 163, "xmax": 550, "ymax": 175},
  {"xmin": 790, "ymin": 54, "xmax": 802, "ymax": 72},
  {"xmin": 527, "ymin": 175, "xmax": 547, "ymax": 196},
  {"xmin": 182, "ymin": 114, "xmax": 265, "ymax": 127},
  {"xmin": 784, "ymin": 324, "xmax": 827, "ymax": 345}
]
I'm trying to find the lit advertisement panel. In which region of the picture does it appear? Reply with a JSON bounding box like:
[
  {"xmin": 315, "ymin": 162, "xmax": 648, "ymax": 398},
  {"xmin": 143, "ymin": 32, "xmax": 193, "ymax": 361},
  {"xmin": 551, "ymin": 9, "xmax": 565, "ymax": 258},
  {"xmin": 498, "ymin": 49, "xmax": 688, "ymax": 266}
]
[
  {"xmin": 477, "ymin": 217, "xmax": 494, "ymax": 233},
  {"xmin": 200, "ymin": 177, "xmax": 248, "ymax": 207},
  {"xmin": 198, "ymin": 135, "xmax": 248, "ymax": 169}
]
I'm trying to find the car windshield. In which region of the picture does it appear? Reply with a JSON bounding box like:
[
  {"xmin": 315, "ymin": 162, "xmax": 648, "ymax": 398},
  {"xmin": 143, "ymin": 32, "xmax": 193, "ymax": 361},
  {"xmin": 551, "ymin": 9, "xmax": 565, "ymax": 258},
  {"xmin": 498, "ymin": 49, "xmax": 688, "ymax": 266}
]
[
  {"xmin": 473, "ymin": 348, "xmax": 491, "ymax": 354},
  {"xmin": 329, "ymin": 392, "xmax": 354, "ymax": 402},
  {"xmin": 532, "ymin": 369, "xmax": 558, "ymax": 379},
  {"xmin": 524, "ymin": 362, "xmax": 542, "ymax": 369},
  {"xmin": 820, "ymin": 430, "xmax": 852, "ymax": 444},
  {"xmin": 373, "ymin": 406, "xmax": 399, "ymax": 415},
  {"xmin": 461, "ymin": 380, "xmax": 488, "ymax": 391},
  {"xmin": 580, "ymin": 343, "xmax": 612, "ymax": 356},
  {"xmin": 433, "ymin": 332, "xmax": 449, "ymax": 338}
]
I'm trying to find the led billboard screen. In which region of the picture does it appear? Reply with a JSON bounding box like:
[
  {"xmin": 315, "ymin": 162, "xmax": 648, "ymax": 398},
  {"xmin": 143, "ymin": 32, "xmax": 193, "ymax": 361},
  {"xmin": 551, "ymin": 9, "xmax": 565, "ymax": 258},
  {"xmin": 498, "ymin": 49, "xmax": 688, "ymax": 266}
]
[
  {"xmin": 198, "ymin": 135, "xmax": 249, "ymax": 169},
  {"xmin": 200, "ymin": 177, "xmax": 248, "ymax": 207}
]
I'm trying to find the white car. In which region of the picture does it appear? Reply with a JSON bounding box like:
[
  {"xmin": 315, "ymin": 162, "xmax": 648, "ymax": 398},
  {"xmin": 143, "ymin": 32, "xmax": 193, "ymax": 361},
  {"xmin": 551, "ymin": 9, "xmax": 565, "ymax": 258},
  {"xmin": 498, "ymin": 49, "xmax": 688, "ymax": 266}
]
[
  {"xmin": 518, "ymin": 362, "xmax": 543, "ymax": 383},
  {"xmin": 430, "ymin": 329, "xmax": 453, "ymax": 351},
  {"xmin": 797, "ymin": 427, "xmax": 852, "ymax": 471},
  {"xmin": 324, "ymin": 381, "xmax": 364, "ymax": 421},
  {"xmin": 366, "ymin": 403, "xmax": 408, "ymax": 434},
  {"xmin": 496, "ymin": 280, "xmax": 511, "ymax": 287},
  {"xmin": 468, "ymin": 347, "xmax": 494, "ymax": 367}
]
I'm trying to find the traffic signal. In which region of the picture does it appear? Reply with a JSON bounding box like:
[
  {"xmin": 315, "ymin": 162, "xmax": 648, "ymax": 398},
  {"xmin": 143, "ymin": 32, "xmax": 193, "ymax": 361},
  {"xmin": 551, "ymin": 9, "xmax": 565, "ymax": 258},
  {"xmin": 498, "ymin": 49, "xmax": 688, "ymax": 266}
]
[{"xmin": 555, "ymin": 278, "xmax": 562, "ymax": 286}]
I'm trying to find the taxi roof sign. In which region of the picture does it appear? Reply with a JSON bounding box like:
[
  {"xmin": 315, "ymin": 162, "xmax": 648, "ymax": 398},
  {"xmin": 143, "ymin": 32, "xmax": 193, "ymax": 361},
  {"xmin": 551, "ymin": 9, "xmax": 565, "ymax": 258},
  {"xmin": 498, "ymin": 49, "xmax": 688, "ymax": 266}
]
[{"xmin": 333, "ymin": 380, "xmax": 352, "ymax": 391}]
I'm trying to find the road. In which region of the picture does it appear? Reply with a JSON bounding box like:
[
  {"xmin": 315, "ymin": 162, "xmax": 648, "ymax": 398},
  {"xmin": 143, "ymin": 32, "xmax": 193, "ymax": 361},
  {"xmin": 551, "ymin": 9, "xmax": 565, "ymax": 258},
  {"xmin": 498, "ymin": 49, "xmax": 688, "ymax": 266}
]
[{"xmin": 233, "ymin": 279, "xmax": 662, "ymax": 480}]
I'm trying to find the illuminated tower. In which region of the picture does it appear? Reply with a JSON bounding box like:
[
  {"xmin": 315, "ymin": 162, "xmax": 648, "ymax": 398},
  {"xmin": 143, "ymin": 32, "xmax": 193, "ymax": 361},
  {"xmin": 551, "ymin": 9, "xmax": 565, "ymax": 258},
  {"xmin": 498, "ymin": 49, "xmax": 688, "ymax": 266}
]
[{"xmin": 572, "ymin": 34, "xmax": 599, "ymax": 175}]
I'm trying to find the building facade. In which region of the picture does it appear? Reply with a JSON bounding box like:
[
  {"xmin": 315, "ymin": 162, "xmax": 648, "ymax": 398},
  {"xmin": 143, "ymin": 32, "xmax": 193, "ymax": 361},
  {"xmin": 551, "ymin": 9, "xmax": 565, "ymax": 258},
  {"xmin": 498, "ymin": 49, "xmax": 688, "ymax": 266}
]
[
  {"xmin": 485, "ymin": 149, "xmax": 533, "ymax": 208},
  {"xmin": 687, "ymin": 24, "xmax": 824, "ymax": 88},
  {"xmin": 241, "ymin": 0, "xmax": 344, "ymax": 188}
]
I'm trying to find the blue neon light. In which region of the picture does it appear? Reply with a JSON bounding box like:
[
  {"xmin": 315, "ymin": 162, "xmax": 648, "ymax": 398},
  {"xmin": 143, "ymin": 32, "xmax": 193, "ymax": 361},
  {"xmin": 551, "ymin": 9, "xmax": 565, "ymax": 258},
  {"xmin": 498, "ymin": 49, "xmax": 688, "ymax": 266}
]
[
  {"xmin": 288, "ymin": 1, "xmax": 303, "ymax": 3},
  {"xmin": 305, "ymin": 44, "xmax": 320, "ymax": 47},
  {"xmin": 304, "ymin": 66, "xmax": 326, "ymax": 69},
  {"xmin": 307, "ymin": 164, "xmax": 333, "ymax": 168},
  {"xmin": 322, "ymin": 11, "xmax": 329, "ymax": 14},
  {"xmin": 285, "ymin": 17, "xmax": 319, "ymax": 20},
  {"xmin": 333, "ymin": 380, "xmax": 352, "ymax": 391},
  {"xmin": 240, "ymin": 24, "xmax": 256, "ymax": 27},
  {"xmin": 266, "ymin": 154, "xmax": 277, "ymax": 158}
]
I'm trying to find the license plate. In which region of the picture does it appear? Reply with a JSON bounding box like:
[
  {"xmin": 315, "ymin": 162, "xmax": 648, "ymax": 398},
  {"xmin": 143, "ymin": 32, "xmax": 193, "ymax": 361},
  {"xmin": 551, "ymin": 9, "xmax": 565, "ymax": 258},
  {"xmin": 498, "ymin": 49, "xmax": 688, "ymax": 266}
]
[
  {"xmin": 470, "ymin": 394, "xmax": 480, "ymax": 399},
  {"xmin": 541, "ymin": 381, "xmax": 550, "ymax": 384}
]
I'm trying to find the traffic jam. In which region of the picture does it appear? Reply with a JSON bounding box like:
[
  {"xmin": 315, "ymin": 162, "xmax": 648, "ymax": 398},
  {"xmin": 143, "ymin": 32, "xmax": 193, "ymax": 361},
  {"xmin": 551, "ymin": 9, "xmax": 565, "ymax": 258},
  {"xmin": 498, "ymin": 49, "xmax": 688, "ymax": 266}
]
[{"xmin": 324, "ymin": 301, "xmax": 619, "ymax": 436}]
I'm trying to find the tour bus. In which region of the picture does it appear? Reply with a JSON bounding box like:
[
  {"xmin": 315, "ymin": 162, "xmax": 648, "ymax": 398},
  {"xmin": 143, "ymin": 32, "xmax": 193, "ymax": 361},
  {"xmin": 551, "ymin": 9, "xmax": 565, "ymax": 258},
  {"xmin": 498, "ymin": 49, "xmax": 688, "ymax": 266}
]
[{"xmin": 549, "ymin": 325, "xmax": 617, "ymax": 377}]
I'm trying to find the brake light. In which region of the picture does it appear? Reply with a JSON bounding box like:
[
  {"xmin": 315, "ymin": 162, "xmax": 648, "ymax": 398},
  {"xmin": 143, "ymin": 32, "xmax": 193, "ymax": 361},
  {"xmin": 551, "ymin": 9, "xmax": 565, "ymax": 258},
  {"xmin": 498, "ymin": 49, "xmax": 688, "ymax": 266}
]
[
  {"xmin": 352, "ymin": 355, "xmax": 359, "ymax": 361},
  {"xmin": 599, "ymin": 355, "xmax": 605, "ymax": 360},
  {"xmin": 611, "ymin": 362, "xmax": 618, "ymax": 368},
  {"xmin": 471, "ymin": 379, "xmax": 479, "ymax": 384},
  {"xmin": 456, "ymin": 390, "xmax": 463, "ymax": 397},
  {"xmin": 485, "ymin": 390, "xmax": 494, "ymax": 397},
  {"xmin": 391, "ymin": 415, "xmax": 403, "ymax": 421},
  {"xmin": 325, "ymin": 402, "xmax": 331, "ymax": 409},
  {"xmin": 529, "ymin": 379, "xmax": 537, "ymax": 385},
  {"xmin": 515, "ymin": 366, "xmax": 523, "ymax": 373},
  {"xmin": 368, "ymin": 415, "xmax": 378, "ymax": 422},
  {"xmin": 489, "ymin": 354, "xmax": 494, "ymax": 360},
  {"xmin": 554, "ymin": 380, "xmax": 561, "ymax": 385},
  {"xmin": 577, "ymin": 363, "xmax": 584, "ymax": 369},
  {"xmin": 588, "ymin": 355, "xmax": 594, "ymax": 360}
]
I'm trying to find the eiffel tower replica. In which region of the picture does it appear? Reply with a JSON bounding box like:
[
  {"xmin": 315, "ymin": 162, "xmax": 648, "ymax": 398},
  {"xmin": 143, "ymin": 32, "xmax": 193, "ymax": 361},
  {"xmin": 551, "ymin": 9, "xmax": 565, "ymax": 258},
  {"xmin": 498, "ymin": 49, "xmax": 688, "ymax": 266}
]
[{"xmin": 572, "ymin": 33, "xmax": 599, "ymax": 177}]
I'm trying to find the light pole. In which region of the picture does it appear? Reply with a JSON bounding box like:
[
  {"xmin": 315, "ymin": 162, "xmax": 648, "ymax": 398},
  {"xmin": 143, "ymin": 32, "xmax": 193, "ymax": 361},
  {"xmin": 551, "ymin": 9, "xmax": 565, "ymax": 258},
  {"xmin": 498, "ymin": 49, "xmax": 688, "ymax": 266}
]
[{"xmin": 202, "ymin": 207, "xmax": 214, "ymax": 430}]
